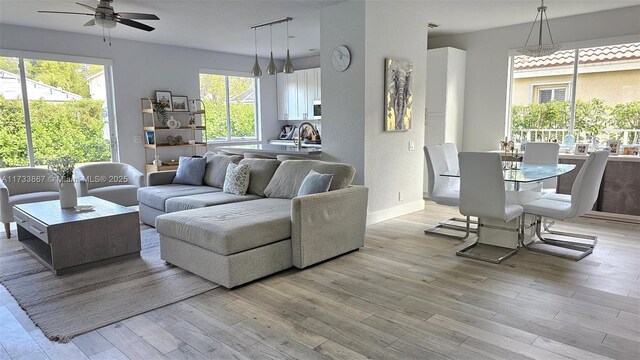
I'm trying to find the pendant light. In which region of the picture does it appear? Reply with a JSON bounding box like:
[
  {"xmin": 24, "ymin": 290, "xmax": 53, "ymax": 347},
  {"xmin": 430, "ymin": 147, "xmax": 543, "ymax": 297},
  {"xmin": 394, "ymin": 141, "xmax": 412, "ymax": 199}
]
[
  {"xmin": 517, "ymin": 0, "xmax": 560, "ymax": 57},
  {"xmin": 283, "ymin": 20, "xmax": 294, "ymax": 74},
  {"xmin": 250, "ymin": 28, "xmax": 262, "ymax": 77},
  {"xmin": 266, "ymin": 24, "xmax": 278, "ymax": 75}
]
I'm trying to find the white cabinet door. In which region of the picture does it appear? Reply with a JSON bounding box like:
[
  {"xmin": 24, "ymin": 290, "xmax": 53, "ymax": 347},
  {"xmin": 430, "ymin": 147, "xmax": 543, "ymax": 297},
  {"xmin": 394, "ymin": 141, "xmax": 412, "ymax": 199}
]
[
  {"xmin": 306, "ymin": 69, "xmax": 317, "ymax": 117},
  {"xmin": 426, "ymin": 48, "xmax": 447, "ymax": 116},
  {"xmin": 286, "ymin": 74, "xmax": 297, "ymax": 120},
  {"xmin": 296, "ymin": 70, "xmax": 308, "ymax": 120},
  {"xmin": 276, "ymin": 73, "xmax": 288, "ymax": 120}
]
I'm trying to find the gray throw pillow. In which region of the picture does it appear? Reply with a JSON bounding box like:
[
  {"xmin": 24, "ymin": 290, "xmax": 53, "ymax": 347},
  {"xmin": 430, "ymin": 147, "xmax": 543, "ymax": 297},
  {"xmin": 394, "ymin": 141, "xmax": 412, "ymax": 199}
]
[
  {"xmin": 238, "ymin": 158, "xmax": 281, "ymax": 197},
  {"xmin": 223, "ymin": 163, "xmax": 251, "ymax": 196},
  {"xmin": 172, "ymin": 156, "xmax": 206, "ymax": 186},
  {"xmin": 203, "ymin": 153, "xmax": 242, "ymax": 188},
  {"xmin": 298, "ymin": 170, "xmax": 333, "ymax": 196}
]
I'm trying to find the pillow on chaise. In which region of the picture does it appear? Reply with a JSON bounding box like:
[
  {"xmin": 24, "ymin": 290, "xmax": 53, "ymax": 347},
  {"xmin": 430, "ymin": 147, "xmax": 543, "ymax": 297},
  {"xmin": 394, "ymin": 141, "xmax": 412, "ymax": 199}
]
[
  {"xmin": 203, "ymin": 152, "xmax": 242, "ymax": 188},
  {"xmin": 172, "ymin": 156, "xmax": 206, "ymax": 186},
  {"xmin": 223, "ymin": 163, "xmax": 251, "ymax": 196},
  {"xmin": 298, "ymin": 170, "xmax": 333, "ymax": 196},
  {"xmin": 238, "ymin": 158, "xmax": 281, "ymax": 197}
]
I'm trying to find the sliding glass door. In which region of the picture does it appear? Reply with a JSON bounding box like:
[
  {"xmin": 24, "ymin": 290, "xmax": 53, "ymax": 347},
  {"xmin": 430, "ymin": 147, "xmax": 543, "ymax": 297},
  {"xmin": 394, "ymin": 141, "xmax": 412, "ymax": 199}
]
[{"xmin": 0, "ymin": 52, "xmax": 116, "ymax": 170}]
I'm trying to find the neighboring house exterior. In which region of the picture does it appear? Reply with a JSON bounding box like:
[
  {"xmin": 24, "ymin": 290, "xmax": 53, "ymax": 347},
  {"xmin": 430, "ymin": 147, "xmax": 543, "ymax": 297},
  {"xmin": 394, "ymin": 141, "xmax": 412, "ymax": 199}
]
[
  {"xmin": 0, "ymin": 69, "xmax": 82, "ymax": 101},
  {"xmin": 87, "ymin": 70, "xmax": 110, "ymax": 141},
  {"xmin": 512, "ymin": 43, "xmax": 640, "ymax": 106}
]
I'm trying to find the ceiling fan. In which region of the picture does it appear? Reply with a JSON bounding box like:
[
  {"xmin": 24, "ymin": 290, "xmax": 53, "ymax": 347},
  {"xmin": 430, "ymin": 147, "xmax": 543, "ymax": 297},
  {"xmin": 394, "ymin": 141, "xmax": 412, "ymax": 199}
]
[{"xmin": 38, "ymin": 0, "xmax": 159, "ymax": 32}]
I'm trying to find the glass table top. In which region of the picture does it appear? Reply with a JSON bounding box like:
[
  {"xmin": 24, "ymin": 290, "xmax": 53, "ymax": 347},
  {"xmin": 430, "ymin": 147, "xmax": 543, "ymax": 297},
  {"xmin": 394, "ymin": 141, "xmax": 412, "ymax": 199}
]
[{"xmin": 441, "ymin": 163, "xmax": 576, "ymax": 183}]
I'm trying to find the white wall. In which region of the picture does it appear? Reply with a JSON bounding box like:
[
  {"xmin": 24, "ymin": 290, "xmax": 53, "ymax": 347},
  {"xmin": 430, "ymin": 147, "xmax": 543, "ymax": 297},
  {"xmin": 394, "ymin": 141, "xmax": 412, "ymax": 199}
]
[
  {"xmin": 321, "ymin": 1, "xmax": 427, "ymax": 223},
  {"xmin": 292, "ymin": 55, "xmax": 320, "ymax": 70},
  {"xmin": 429, "ymin": 5, "xmax": 640, "ymax": 152},
  {"xmin": 0, "ymin": 24, "xmax": 280, "ymax": 172},
  {"xmin": 320, "ymin": 1, "xmax": 366, "ymax": 184}
]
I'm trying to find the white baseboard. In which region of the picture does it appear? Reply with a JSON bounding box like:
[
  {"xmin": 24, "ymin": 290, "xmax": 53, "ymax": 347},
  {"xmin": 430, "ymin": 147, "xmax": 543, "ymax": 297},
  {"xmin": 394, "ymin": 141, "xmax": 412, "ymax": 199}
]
[{"xmin": 366, "ymin": 200, "xmax": 425, "ymax": 225}]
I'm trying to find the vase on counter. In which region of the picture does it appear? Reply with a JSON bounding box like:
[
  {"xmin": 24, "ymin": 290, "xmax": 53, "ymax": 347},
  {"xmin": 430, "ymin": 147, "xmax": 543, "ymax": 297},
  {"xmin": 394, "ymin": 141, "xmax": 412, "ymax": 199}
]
[{"xmin": 59, "ymin": 180, "xmax": 77, "ymax": 209}]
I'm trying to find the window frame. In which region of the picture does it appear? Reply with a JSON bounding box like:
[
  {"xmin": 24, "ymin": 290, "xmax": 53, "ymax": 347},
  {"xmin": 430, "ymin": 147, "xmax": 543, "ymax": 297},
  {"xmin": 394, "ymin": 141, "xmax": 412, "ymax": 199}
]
[
  {"xmin": 0, "ymin": 49, "xmax": 118, "ymax": 165},
  {"xmin": 199, "ymin": 68, "xmax": 260, "ymax": 143},
  {"xmin": 505, "ymin": 35, "xmax": 639, "ymax": 142}
]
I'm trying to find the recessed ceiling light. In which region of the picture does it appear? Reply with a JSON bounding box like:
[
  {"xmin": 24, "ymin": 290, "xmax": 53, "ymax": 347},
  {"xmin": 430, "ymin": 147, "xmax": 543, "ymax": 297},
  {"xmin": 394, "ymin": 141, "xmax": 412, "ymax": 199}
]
[
  {"xmin": 288, "ymin": 35, "xmax": 295, "ymax": 39},
  {"xmin": 309, "ymin": 48, "xmax": 318, "ymax": 52},
  {"xmin": 428, "ymin": 23, "xmax": 439, "ymax": 29}
]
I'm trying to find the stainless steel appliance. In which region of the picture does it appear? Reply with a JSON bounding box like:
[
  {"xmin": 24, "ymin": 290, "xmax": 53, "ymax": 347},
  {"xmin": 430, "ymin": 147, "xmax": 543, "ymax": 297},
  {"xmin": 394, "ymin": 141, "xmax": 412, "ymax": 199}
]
[{"xmin": 313, "ymin": 100, "xmax": 321, "ymax": 119}]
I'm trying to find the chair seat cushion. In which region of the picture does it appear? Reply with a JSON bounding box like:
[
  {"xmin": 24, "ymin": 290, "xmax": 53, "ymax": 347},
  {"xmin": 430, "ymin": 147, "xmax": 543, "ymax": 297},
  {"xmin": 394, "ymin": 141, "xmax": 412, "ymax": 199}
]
[
  {"xmin": 165, "ymin": 192, "xmax": 261, "ymax": 213},
  {"xmin": 542, "ymin": 192, "xmax": 571, "ymax": 203},
  {"xmin": 523, "ymin": 199, "xmax": 571, "ymax": 220},
  {"xmin": 9, "ymin": 192, "xmax": 59, "ymax": 207},
  {"xmin": 156, "ymin": 198, "xmax": 292, "ymax": 256},
  {"xmin": 89, "ymin": 185, "xmax": 139, "ymax": 207},
  {"xmin": 137, "ymin": 184, "xmax": 220, "ymax": 211},
  {"xmin": 504, "ymin": 204, "xmax": 524, "ymax": 222}
]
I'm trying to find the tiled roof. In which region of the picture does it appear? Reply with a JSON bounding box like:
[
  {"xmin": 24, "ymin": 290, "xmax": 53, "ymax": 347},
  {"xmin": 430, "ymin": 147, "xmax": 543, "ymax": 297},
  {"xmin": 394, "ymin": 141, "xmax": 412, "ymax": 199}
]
[{"xmin": 514, "ymin": 43, "xmax": 640, "ymax": 70}]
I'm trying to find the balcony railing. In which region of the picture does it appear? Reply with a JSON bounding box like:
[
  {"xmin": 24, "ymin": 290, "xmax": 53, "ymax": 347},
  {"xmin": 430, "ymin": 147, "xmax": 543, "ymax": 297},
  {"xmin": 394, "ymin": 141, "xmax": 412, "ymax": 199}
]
[{"xmin": 515, "ymin": 129, "xmax": 640, "ymax": 145}]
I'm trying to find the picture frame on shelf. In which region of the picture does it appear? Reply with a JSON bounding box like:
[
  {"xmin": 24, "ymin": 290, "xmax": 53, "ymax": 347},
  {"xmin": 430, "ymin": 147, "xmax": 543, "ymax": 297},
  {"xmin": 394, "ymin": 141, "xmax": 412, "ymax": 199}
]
[
  {"xmin": 622, "ymin": 145, "xmax": 639, "ymax": 156},
  {"xmin": 155, "ymin": 90, "xmax": 173, "ymax": 111},
  {"xmin": 145, "ymin": 131, "xmax": 155, "ymax": 145},
  {"xmin": 172, "ymin": 95, "xmax": 189, "ymax": 112},
  {"xmin": 574, "ymin": 143, "xmax": 589, "ymax": 155},
  {"xmin": 606, "ymin": 140, "xmax": 621, "ymax": 156}
]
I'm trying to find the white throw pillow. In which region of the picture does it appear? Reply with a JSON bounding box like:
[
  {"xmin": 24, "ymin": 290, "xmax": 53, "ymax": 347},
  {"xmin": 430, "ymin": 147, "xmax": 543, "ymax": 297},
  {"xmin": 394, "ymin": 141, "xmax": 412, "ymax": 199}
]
[{"xmin": 223, "ymin": 163, "xmax": 251, "ymax": 195}]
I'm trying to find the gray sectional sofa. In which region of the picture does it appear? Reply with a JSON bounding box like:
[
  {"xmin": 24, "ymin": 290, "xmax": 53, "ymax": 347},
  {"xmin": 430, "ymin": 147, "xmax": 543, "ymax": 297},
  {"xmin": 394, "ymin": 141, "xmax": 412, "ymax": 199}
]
[{"xmin": 137, "ymin": 152, "xmax": 369, "ymax": 288}]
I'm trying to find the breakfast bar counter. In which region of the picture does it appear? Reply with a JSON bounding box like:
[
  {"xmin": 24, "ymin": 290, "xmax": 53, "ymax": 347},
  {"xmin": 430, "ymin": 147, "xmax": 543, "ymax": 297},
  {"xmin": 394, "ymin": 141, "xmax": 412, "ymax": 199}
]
[{"xmin": 215, "ymin": 144, "xmax": 321, "ymax": 158}]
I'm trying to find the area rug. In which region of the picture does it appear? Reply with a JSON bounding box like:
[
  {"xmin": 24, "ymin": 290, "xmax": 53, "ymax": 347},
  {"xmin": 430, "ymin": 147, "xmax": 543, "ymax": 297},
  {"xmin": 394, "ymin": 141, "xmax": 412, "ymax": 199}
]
[{"xmin": 0, "ymin": 225, "xmax": 219, "ymax": 343}]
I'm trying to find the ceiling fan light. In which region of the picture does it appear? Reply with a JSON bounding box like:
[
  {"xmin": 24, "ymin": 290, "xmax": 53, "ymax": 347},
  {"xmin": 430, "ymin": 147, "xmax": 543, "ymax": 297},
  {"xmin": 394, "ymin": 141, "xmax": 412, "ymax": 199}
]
[
  {"xmin": 94, "ymin": 15, "xmax": 116, "ymax": 29},
  {"xmin": 251, "ymin": 55, "xmax": 262, "ymax": 77},
  {"xmin": 267, "ymin": 52, "xmax": 278, "ymax": 75},
  {"xmin": 283, "ymin": 50, "xmax": 294, "ymax": 74}
]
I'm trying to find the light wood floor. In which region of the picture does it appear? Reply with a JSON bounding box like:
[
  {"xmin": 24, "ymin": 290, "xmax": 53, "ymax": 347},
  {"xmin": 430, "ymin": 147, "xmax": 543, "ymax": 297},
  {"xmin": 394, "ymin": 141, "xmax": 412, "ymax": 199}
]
[{"xmin": 1, "ymin": 201, "xmax": 639, "ymax": 360}]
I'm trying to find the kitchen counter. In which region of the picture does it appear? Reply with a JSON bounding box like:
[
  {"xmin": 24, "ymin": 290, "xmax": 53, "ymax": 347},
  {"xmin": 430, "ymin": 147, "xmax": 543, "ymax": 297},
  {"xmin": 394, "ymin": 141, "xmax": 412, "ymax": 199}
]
[
  {"xmin": 216, "ymin": 144, "xmax": 321, "ymax": 157},
  {"xmin": 268, "ymin": 139, "xmax": 322, "ymax": 148}
]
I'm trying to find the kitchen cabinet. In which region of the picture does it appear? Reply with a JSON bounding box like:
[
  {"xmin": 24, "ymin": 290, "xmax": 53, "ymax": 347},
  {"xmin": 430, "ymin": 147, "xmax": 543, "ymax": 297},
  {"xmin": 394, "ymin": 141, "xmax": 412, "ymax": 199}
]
[{"xmin": 277, "ymin": 68, "xmax": 321, "ymax": 121}]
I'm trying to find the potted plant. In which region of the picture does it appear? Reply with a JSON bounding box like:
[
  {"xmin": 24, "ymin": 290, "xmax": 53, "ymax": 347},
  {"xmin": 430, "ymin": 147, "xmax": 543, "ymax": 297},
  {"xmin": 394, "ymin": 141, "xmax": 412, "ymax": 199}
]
[
  {"xmin": 153, "ymin": 101, "xmax": 169, "ymax": 126},
  {"xmin": 48, "ymin": 156, "xmax": 77, "ymax": 208}
]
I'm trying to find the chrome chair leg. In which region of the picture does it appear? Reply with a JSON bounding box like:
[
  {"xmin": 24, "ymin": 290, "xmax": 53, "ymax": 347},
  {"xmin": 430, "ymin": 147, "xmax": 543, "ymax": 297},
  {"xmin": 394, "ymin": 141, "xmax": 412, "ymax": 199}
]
[
  {"xmin": 456, "ymin": 216, "xmax": 520, "ymax": 264},
  {"xmin": 522, "ymin": 216, "xmax": 597, "ymax": 261},
  {"xmin": 425, "ymin": 216, "xmax": 476, "ymax": 240}
]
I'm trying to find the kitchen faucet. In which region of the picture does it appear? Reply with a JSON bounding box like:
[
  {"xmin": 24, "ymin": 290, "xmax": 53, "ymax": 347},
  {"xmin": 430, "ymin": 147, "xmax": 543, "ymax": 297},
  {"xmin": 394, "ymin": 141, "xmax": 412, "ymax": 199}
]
[{"xmin": 296, "ymin": 122, "xmax": 315, "ymax": 151}]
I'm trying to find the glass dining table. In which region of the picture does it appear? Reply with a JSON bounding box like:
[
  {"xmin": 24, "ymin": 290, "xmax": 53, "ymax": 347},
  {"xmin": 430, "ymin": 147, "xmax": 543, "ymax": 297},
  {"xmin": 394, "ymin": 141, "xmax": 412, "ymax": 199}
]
[
  {"xmin": 441, "ymin": 163, "xmax": 576, "ymax": 191},
  {"xmin": 439, "ymin": 162, "xmax": 576, "ymax": 253}
]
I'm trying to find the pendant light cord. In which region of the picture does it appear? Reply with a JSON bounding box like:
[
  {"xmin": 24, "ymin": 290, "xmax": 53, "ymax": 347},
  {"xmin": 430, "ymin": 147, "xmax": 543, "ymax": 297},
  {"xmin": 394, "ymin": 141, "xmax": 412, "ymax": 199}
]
[
  {"xmin": 254, "ymin": 28, "xmax": 258, "ymax": 54},
  {"xmin": 286, "ymin": 21, "xmax": 289, "ymax": 48},
  {"xmin": 270, "ymin": 25, "xmax": 273, "ymax": 53}
]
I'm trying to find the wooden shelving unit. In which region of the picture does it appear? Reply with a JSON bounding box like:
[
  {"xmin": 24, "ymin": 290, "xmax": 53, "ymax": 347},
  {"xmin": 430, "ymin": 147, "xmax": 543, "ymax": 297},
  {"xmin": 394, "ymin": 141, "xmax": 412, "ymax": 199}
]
[{"xmin": 141, "ymin": 98, "xmax": 207, "ymax": 173}]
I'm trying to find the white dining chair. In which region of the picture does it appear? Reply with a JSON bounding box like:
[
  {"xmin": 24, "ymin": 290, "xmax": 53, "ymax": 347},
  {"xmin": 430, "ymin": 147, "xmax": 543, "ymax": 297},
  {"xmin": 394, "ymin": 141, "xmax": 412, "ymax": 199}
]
[
  {"xmin": 441, "ymin": 143, "xmax": 460, "ymax": 189},
  {"xmin": 457, "ymin": 152, "xmax": 524, "ymax": 263},
  {"xmin": 521, "ymin": 150, "xmax": 608, "ymax": 260},
  {"xmin": 423, "ymin": 145, "xmax": 475, "ymax": 240},
  {"xmin": 523, "ymin": 142, "xmax": 560, "ymax": 193}
]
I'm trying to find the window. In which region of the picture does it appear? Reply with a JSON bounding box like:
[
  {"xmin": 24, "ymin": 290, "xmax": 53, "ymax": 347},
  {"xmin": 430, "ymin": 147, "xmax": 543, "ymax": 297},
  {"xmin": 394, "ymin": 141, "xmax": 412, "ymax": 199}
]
[
  {"xmin": 508, "ymin": 42, "xmax": 640, "ymax": 146},
  {"xmin": 199, "ymin": 71, "xmax": 258, "ymax": 142},
  {"xmin": 537, "ymin": 86, "xmax": 567, "ymax": 103},
  {"xmin": 0, "ymin": 52, "xmax": 116, "ymax": 170}
]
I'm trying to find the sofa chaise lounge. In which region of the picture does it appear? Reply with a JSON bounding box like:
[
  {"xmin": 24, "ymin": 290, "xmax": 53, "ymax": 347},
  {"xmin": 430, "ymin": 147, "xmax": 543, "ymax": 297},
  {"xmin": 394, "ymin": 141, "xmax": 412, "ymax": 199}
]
[{"xmin": 137, "ymin": 153, "xmax": 369, "ymax": 288}]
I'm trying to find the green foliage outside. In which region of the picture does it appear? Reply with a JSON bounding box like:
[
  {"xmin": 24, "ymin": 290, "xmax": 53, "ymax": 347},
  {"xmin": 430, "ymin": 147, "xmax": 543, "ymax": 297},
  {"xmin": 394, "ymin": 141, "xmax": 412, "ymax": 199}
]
[
  {"xmin": 200, "ymin": 74, "xmax": 256, "ymax": 141},
  {"xmin": 0, "ymin": 97, "xmax": 110, "ymax": 168},
  {"xmin": 0, "ymin": 57, "xmax": 109, "ymax": 168},
  {"xmin": 511, "ymin": 99, "xmax": 640, "ymax": 144}
]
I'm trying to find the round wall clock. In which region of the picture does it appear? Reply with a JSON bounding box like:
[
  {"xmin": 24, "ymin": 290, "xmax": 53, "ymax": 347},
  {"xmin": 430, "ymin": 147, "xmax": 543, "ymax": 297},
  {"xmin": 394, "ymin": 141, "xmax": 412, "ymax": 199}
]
[{"xmin": 332, "ymin": 45, "xmax": 351, "ymax": 72}]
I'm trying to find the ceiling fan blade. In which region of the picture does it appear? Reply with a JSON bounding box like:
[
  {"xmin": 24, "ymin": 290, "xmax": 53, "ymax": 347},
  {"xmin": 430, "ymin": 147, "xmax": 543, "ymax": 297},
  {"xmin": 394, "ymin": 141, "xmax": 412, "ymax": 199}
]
[
  {"xmin": 38, "ymin": 11, "xmax": 94, "ymax": 16},
  {"xmin": 75, "ymin": 2, "xmax": 96, "ymax": 12},
  {"xmin": 117, "ymin": 18, "xmax": 155, "ymax": 32},
  {"xmin": 117, "ymin": 12, "xmax": 159, "ymax": 20},
  {"xmin": 84, "ymin": 19, "xmax": 95, "ymax": 27}
]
